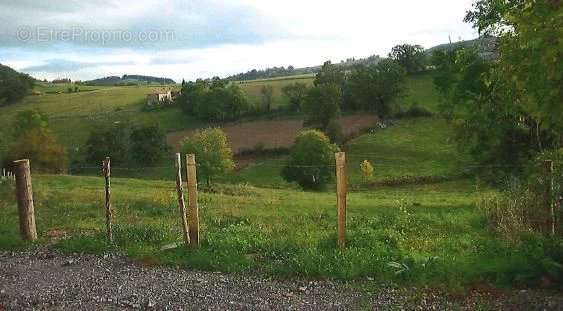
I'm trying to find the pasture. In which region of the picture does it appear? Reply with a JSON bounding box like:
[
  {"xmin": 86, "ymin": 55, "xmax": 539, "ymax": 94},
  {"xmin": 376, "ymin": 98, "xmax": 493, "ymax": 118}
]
[
  {"xmin": 2, "ymin": 71, "xmax": 556, "ymax": 288},
  {"xmin": 0, "ymin": 171, "xmax": 532, "ymax": 287}
]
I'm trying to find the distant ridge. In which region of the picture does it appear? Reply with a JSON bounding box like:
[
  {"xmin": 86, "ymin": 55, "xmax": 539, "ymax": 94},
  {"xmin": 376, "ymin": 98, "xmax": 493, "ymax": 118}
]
[
  {"xmin": 84, "ymin": 74, "xmax": 175, "ymax": 86},
  {"xmin": 226, "ymin": 37, "xmax": 496, "ymax": 82}
]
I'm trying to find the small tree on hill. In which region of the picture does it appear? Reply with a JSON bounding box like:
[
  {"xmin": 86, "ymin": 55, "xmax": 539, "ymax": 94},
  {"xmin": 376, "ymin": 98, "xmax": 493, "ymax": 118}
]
[
  {"xmin": 13, "ymin": 109, "xmax": 49, "ymax": 138},
  {"xmin": 260, "ymin": 85, "xmax": 274, "ymax": 112},
  {"xmin": 181, "ymin": 128, "xmax": 234, "ymax": 185},
  {"xmin": 282, "ymin": 82, "xmax": 308, "ymax": 112},
  {"xmin": 84, "ymin": 125, "xmax": 130, "ymax": 165},
  {"xmin": 130, "ymin": 125, "xmax": 171, "ymax": 165},
  {"xmin": 360, "ymin": 160, "xmax": 374, "ymax": 181},
  {"xmin": 5, "ymin": 127, "xmax": 67, "ymax": 173},
  {"xmin": 303, "ymin": 83, "xmax": 341, "ymax": 130},
  {"xmin": 282, "ymin": 130, "xmax": 339, "ymax": 190},
  {"xmin": 347, "ymin": 59, "xmax": 406, "ymax": 119},
  {"xmin": 314, "ymin": 61, "xmax": 345, "ymax": 88},
  {"xmin": 389, "ymin": 44, "xmax": 426, "ymax": 74}
]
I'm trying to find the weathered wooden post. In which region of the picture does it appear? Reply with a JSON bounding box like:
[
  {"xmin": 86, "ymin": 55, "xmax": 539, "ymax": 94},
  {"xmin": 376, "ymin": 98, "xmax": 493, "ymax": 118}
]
[
  {"xmin": 335, "ymin": 152, "xmax": 347, "ymax": 249},
  {"xmin": 13, "ymin": 159, "xmax": 37, "ymax": 241},
  {"xmin": 544, "ymin": 160, "xmax": 555, "ymax": 235},
  {"xmin": 102, "ymin": 157, "xmax": 113, "ymax": 243},
  {"xmin": 186, "ymin": 154, "xmax": 200, "ymax": 248},
  {"xmin": 175, "ymin": 153, "xmax": 190, "ymax": 246}
]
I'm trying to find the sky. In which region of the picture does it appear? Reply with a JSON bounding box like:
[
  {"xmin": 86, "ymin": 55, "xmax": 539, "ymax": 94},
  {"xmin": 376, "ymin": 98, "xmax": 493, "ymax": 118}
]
[{"xmin": 0, "ymin": 0, "xmax": 477, "ymax": 82}]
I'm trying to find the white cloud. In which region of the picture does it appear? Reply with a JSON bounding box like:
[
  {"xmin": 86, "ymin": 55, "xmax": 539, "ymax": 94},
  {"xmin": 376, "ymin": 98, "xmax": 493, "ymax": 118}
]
[{"xmin": 1, "ymin": 0, "xmax": 478, "ymax": 81}]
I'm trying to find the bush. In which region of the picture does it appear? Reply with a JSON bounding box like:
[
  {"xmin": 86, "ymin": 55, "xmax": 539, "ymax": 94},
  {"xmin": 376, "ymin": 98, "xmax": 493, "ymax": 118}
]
[
  {"xmin": 181, "ymin": 128, "xmax": 234, "ymax": 185},
  {"xmin": 13, "ymin": 109, "xmax": 49, "ymax": 139},
  {"xmin": 324, "ymin": 119, "xmax": 343, "ymax": 144},
  {"xmin": 4, "ymin": 127, "xmax": 68, "ymax": 173},
  {"xmin": 395, "ymin": 103, "xmax": 433, "ymax": 118},
  {"xmin": 282, "ymin": 130, "xmax": 339, "ymax": 190},
  {"xmin": 479, "ymin": 181, "xmax": 542, "ymax": 243},
  {"xmin": 282, "ymin": 82, "xmax": 308, "ymax": 112},
  {"xmin": 360, "ymin": 160, "xmax": 374, "ymax": 180},
  {"xmin": 84, "ymin": 125, "xmax": 130, "ymax": 165},
  {"xmin": 130, "ymin": 125, "xmax": 171, "ymax": 165}
]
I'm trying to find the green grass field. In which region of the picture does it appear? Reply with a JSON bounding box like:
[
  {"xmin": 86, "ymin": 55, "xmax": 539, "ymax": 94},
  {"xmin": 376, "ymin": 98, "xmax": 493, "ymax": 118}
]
[
  {"xmin": 0, "ymin": 71, "xmax": 558, "ymax": 289},
  {"xmin": 236, "ymin": 76, "xmax": 314, "ymax": 109},
  {"xmin": 0, "ymin": 173, "xmax": 551, "ymax": 287}
]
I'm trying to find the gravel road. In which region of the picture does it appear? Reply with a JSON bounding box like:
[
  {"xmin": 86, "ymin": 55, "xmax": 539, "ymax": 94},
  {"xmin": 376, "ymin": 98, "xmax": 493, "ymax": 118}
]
[{"xmin": 1, "ymin": 248, "xmax": 561, "ymax": 310}]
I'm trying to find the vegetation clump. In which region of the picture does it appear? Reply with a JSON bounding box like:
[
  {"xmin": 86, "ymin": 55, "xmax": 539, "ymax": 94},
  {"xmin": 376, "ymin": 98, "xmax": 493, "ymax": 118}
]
[
  {"xmin": 181, "ymin": 128, "xmax": 235, "ymax": 186},
  {"xmin": 282, "ymin": 130, "xmax": 339, "ymax": 190}
]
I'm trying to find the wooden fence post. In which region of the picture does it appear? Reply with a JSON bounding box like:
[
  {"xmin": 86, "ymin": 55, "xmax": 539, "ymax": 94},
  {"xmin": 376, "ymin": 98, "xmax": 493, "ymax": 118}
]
[
  {"xmin": 544, "ymin": 160, "xmax": 555, "ymax": 235},
  {"xmin": 175, "ymin": 153, "xmax": 190, "ymax": 246},
  {"xmin": 186, "ymin": 154, "xmax": 200, "ymax": 248},
  {"xmin": 102, "ymin": 157, "xmax": 113, "ymax": 243},
  {"xmin": 13, "ymin": 159, "xmax": 37, "ymax": 241},
  {"xmin": 335, "ymin": 152, "xmax": 347, "ymax": 249}
]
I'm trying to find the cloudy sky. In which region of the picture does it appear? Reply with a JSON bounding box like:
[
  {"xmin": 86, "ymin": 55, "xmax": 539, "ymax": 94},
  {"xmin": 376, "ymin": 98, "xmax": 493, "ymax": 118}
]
[{"xmin": 0, "ymin": 0, "xmax": 477, "ymax": 82}]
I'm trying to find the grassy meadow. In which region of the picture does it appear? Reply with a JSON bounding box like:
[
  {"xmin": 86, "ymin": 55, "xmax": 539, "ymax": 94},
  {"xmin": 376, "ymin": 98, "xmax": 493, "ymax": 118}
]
[
  {"xmin": 1, "ymin": 71, "xmax": 557, "ymax": 289},
  {"xmin": 0, "ymin": 173, "xmax": 545, "ymax": 287}
]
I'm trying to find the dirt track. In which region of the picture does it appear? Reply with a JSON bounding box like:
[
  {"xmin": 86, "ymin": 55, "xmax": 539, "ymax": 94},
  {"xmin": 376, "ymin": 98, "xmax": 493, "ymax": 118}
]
[{"xmin": 166, "ymin": 115, "xmax": 378, "ymax": 153}]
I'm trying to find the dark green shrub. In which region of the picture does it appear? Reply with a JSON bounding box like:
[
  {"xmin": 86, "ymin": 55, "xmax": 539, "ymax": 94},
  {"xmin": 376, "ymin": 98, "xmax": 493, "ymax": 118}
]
[
  {"xmin": 395, "ymin": 103, "xmax": 433, "ymax": 118},
  {"xmin": 282, "ymin": 130, "xmax": 339, "ymax": 190},
  {"xmin": 324, "ymin": 119, "xmax": 344, "ymax": 144},
  {"xmin": 130, "ymin": 125, "xmax": 171, "ymax": 165},
  {"xmin": 4, "ymin": 127, "xmax": 68, "ymax": 173}
]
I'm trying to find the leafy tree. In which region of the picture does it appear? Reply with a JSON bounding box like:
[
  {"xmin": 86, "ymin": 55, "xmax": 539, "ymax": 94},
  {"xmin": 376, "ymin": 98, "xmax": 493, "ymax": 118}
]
[
  {"xmin": 325, "ymin": 119, "xmax": 344, "ymax": 145},
  {"xmin": 180, "ymin": 80, "xmax": 249, "ymax": 122},
  {"xmin": 260, "ymin": 85, "xmax": 274, "ymax": 112},
  {"xmin": 282, "ymin": 130, "xmax": 339, "ymax": 190},
  {"xmin": 465, "ymin": 0, "xmax": 562, "ymax": 138},
  {"xmin": 224, "ymin": 84, "xmax": 249, "ymax": 120},
  {"xmin": 302, "ymin": 83, "xmax": 341, "ymax": 130},
  {"xmin": 434, "ymin": 0, "xmax": 562, "ymax": 181},
  {"xmin": 84, "ymin": 126, "xmax": 130, "ymax": 165},
  {"xmin": 13, "ymin": 109, "xmax": 49, "ymax": 138},
  {"xmin": 314, "ymin": 61, "xmax": 345, "ymax": 88},
  {"xmin": 388, "ymin": 44, "xmax": 426, "ymax": 74},
  {"xmin": 346, "ymin": 59, "xmax": 406, "ymax": 119},
  {"xmin": 180, "ymin": 128, "xmax": 234, "ymax": 185},
  {"xmin": 210, "ymin": 76, "xmax": 227, "ymax": 89},
  {"xmin": 0, "ymin": 64, "xmax": 34, "ymax": 107},
  {"xmin": 282, "ymin": 82, "xmax": 308, "ymax": 112},
  {"xmin": 360, "ymin": 160, "xmax": 374, "ymax": 180},
  {"xmin": 177, "ymin": 80, "xmax": 207, "ymax": 114},
  {"xmin": 5, "ymin": 127, "xmax": 67, "ymax": 173},
  {"xmin": 130, "ymin": 125, "xmax": 171, "ymax": 165}
]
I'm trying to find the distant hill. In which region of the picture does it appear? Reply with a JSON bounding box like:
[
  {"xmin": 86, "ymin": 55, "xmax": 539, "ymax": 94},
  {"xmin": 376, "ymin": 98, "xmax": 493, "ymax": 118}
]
[
  {"xmin": 426, "ymin": 37, "xmax": 497, "ymax": 60},
  {"xmin": 226, "ymin": 55, "xmax": 381, "ymax": 81},
  {"xmin": 84, "ymin": 74, "xmax": 175, "ymax": 86},
  {"xmin": 0, "ymin": 63, "xmax": 35, "ymax": 107}
]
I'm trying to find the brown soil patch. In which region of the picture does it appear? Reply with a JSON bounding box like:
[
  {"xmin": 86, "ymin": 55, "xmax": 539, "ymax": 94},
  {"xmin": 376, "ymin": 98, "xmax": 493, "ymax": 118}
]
[{"xmin": 167, "ymin": 114, "xmax": 378, "ymax": 153}]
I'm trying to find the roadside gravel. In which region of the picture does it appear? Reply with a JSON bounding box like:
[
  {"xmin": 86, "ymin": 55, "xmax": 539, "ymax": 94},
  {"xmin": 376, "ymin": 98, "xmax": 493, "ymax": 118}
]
[{"xmin": 1, "ymin": 248, "xmax": 561, "ymax": 310}]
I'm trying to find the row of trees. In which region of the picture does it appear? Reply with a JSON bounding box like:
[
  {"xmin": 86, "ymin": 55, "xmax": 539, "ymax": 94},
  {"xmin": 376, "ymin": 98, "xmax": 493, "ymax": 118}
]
[
  {"xmin": 84, "ymin": 125, "xmax": 171, "ymax": 167},
  {"xmin": 177, "ymin": 78, "xmax": 249, "ymax": 122},
  {"xmin": 179, "ymin": 43, "xmax": 427, "ymax": 128},
  {"xmin": 0, "ymin": 109, "xmax": 172, "ymax": 173}
]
